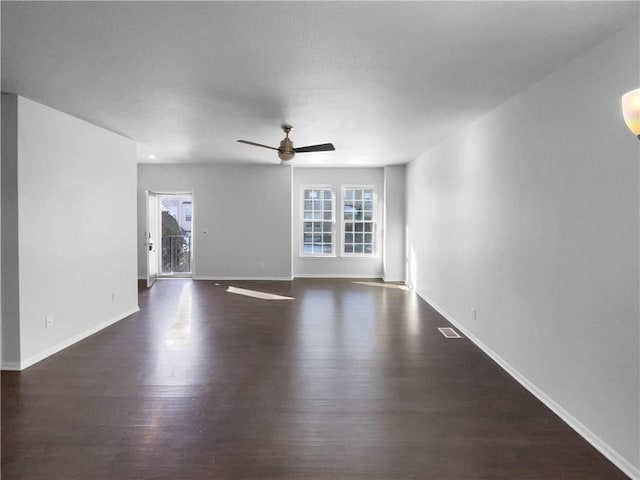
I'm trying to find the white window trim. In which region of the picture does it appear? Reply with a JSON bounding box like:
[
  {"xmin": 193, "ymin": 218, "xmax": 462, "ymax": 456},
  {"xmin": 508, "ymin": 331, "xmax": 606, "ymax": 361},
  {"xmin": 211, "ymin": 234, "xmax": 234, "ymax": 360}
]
[
  {"xmin": 299, "ymin": 185, "xmax": 336, "ymax": 258},
  {"xmin": 341, "ymin": 185, "xmax": 377, "ymax": 257}
]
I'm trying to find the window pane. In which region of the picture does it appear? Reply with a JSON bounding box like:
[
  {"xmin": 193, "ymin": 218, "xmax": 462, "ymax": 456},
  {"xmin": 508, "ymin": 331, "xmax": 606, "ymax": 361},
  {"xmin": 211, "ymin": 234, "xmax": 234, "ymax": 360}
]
[
  {"xmin": 303, "ymin": 187, "xmax": 334, "ymax": 255},
  {"xmin": 342, "ymin": 187, "xmax": 374, "ymax": 256}
]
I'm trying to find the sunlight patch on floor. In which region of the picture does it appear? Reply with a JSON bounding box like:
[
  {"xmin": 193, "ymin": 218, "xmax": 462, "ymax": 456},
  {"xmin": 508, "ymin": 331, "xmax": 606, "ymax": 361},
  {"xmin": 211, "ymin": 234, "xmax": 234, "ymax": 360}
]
[
  {"xmin": 226, "ymin": 286, "xmax": 294, "ymax": 300},
  {"xmin": 352, "ymin": 281, "xmax": 409, "ymax": 290}
]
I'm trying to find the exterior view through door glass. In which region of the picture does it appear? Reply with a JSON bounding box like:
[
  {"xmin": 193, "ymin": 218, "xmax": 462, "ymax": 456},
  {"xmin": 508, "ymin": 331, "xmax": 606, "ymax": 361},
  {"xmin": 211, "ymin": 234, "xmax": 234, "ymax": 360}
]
[{"xmin": 160, "ymin": 194, "xmax": 193, "ymax": 276}]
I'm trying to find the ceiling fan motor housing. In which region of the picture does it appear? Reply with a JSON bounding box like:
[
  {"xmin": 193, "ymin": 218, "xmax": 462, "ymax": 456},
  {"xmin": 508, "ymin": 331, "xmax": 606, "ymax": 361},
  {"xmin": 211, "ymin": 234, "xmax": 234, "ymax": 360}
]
[{"xmin": 278, "ymin": 137, "xmax": 295, "ymax": 161}]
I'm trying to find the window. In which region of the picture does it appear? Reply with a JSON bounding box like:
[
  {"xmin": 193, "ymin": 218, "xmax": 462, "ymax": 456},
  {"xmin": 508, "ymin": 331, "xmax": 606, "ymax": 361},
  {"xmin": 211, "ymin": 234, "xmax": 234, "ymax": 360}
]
[
  {"xmin": 302, "ymin": 187, "xmax": 334, "ymax": 255},
  {"xmin": 343, "ymin": 187, "xmax": 375, "ymax": 255},
  {"xmin": 183, "ymin": 202, "xmax": 192, "ymax": 223}
]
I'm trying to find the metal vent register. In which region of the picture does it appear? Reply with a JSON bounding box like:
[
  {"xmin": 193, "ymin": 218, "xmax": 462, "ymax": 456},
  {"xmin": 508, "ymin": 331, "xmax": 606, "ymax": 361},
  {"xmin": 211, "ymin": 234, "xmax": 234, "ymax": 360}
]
[{"xmin": 438, "ymin": 327, "xmax": 462, "ymax": 339}]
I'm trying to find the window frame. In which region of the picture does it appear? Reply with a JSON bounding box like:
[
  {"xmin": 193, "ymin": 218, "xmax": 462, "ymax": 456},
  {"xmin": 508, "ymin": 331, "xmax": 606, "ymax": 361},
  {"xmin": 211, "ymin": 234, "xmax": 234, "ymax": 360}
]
[
  {"xmin": 341, "ymin": 185, "xmax": 376, "ymax": 257},
  {"xmin": 299, "ymin": 185, "xmax": 336, "ymax": 257}
]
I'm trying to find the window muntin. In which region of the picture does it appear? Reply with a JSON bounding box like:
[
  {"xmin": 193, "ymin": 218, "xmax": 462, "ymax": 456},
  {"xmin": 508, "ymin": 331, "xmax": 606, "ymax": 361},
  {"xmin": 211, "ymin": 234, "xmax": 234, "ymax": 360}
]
[
  {"xmin": 302, "ymin": 187, "xmax": 334, "ymax": 255},
  {"xmin": 343, "ymin": 187, "xmax": 375, "ymax": 255}
]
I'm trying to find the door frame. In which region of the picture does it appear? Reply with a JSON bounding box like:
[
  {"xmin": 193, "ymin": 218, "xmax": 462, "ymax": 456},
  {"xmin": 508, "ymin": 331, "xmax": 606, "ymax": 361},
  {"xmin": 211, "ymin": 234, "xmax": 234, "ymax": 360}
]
[{"xmin": 155, "ymin": 191, "xmax": 195, "ymax": 279}]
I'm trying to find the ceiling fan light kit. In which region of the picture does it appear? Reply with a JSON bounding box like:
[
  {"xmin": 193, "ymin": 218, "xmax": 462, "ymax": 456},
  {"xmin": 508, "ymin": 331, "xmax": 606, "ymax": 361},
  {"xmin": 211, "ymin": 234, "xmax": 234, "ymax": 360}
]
[
  {"xmin": 621, "ymin": 88, "xmax": 640, "ymax": 140},
  {"xmin": 238, "ymin": 124, "xmax": 335, "ymax": 163}
]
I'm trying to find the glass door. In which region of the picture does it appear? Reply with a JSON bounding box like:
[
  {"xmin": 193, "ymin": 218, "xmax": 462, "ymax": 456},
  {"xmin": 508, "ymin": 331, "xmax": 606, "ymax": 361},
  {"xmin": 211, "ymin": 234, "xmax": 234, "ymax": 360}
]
[{"xmin": 159, "ymin": 193, "xmax": 193, "ymax": 277}]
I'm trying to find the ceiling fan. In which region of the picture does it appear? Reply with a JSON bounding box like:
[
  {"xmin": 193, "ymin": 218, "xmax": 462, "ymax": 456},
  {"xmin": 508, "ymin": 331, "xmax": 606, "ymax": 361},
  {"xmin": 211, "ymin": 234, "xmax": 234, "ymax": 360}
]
[{"xmin": 237, "ymin": 125, "xmax": 335, "ymax": 162}]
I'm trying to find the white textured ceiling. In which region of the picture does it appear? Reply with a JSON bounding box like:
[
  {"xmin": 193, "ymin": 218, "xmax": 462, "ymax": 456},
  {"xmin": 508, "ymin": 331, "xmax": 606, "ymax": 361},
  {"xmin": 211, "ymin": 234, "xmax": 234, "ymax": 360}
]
[{"xmin": 2, "ymin": 1, "xmax": 638, "ymax": 167}]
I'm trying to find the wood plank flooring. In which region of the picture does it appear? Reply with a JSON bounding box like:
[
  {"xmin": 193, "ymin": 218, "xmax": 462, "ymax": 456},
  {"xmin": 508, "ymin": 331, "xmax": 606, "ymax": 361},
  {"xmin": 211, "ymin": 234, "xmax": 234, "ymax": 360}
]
[{"xmin": 1, "ymin": 279, "xmax": 628, "ymax": 479}]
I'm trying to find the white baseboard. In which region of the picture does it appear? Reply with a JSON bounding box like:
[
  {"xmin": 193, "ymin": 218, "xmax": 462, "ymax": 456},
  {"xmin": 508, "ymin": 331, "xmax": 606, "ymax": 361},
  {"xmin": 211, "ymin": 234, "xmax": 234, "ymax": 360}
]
[
  {"xmin": 2, "ymin": 306, "xmax": 140, "ymax": 372},
  {"xmin": 1, "ymin": 362, "xmax": 21, "ymax": 371},
  {"xmin": 154, "ymin": 275, "xmax": 386, "ymax": 281},
  {"xmin": 416, "ymin": 289, "xmax": 639, "ymax": 480},
  {"xmin": 294, "ymin": 273, "xmax": 383, "ymax": 279},
  {"xmin": 193, "ymin": 276, "xmax": 294, "ymax": 281}
]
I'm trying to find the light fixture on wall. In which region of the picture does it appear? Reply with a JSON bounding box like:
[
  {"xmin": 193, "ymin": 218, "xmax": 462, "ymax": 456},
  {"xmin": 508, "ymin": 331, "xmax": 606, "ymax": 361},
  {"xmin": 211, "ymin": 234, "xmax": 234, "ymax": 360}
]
[{"xmin": 621, "ymin": 88, "xmax": 640, "ymax": 139}]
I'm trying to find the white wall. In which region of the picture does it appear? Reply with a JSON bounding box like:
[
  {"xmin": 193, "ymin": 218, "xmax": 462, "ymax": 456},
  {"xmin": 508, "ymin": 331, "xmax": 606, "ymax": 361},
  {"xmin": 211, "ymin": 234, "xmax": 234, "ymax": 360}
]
[
  {"xmin": 1, "ymin": 94, "xmax": 21, "ymax": 365},
  {"xmin": 406, "ymin": 22, "xmax": 639, "ymax": 477},
  {"xmin": 293, "ymin": 168, "xmax": 384, "ymax": 278},
  {"xmin": 137, "ymin": 164, "xmax": 293, "ymax": 280},
  {"xmin": 2, "ymin": 95, "xmax": 139, "ymax": 369},
  {"xmin": 383, "ymin": 165, "xmax": 406, "ymax": 282}
]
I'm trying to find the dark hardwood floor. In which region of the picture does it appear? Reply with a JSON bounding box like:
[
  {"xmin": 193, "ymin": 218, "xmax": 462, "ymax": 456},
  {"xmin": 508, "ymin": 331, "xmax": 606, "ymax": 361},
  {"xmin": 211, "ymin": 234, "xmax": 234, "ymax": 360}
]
[{"xmin": 1, "ymin": 279, "xmax": 628, "ymax": 479}]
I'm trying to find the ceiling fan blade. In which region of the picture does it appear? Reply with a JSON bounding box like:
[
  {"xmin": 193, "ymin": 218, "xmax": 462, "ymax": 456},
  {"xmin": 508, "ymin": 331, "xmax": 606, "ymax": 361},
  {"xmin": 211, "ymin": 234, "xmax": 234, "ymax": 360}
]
[
  {"xmin": 237, "ymin": 140, "xmax": 279, "ymax": 151},
  {"xmin": 293, "ymin": 143, "xmax": 336, "ymax": 153}
]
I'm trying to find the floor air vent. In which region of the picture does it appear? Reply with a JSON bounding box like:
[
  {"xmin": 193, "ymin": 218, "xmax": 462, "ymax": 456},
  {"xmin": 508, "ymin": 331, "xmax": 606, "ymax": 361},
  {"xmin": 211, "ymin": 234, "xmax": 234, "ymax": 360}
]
[{"xmin": 438, "ymin": 327, "xmax": 462, "ymax": 339}]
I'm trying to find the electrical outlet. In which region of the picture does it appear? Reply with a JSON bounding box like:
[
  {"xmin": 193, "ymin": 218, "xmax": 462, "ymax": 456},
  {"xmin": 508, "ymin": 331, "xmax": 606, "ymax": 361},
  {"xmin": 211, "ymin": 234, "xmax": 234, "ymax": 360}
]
[
  {"xmin": 45, "ymin": 316, "xmax": 54, "ymax": 329},
  {"xmin": 112, "ymin": 292, "xmax": 116, "ymax": 302},
  {"xmin": 259, "ymin": 261, "xmax": 265, "ymax": 268},
  {"xmin": 471, "ymin": 308, "xmax": 477, "ymax": 321}
]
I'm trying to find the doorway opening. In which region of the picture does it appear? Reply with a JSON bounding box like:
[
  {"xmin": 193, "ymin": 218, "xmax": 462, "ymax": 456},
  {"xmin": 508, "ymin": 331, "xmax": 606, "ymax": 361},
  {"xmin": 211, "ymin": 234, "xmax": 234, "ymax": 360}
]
[
  {"xmin": 147, "ymin": 192, "xmax": 194, "ymax": 285},
  {"xmin": 159, "ymin": 194, "xmax": 193, "ymax": 277}
]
